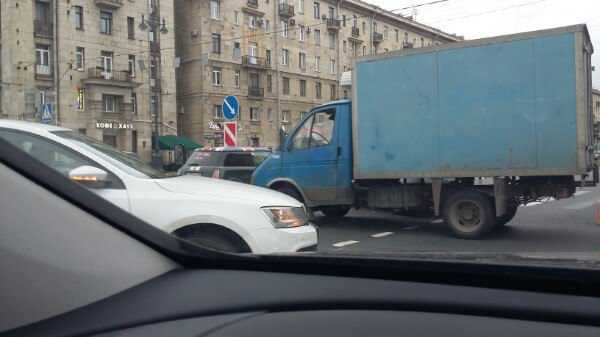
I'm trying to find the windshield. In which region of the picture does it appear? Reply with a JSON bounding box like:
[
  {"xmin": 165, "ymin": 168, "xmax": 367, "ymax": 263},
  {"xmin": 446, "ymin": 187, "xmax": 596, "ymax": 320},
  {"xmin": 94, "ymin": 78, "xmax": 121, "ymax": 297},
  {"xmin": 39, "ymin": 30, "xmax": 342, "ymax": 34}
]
[
  {"xmin": 2, "ymin": 0, "xmax": 600, "ymax": 271},
  {"xmin": 53, "ymin": 131, "xmax": 168, "ymax": 179}
]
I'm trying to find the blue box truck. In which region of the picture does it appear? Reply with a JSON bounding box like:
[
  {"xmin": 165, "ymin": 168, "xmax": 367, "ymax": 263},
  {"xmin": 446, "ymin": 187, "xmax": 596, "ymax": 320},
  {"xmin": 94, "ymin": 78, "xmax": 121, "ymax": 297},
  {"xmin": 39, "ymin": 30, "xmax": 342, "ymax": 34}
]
[{"xmin": 253, "ymin": 25, "xmax": 596, "ymax": 239}]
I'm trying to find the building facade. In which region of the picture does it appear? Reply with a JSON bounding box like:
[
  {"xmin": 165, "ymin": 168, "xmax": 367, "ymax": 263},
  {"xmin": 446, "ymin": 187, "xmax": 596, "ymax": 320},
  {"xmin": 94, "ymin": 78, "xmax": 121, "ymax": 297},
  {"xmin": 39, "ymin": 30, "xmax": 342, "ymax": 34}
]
[
  {"xmin": 0, "ymin": 0, "xmax": 177, "ymax": 163},
  {"xmin": 175, "ymin": 0, "xmax": 462, "ymax": 148}
]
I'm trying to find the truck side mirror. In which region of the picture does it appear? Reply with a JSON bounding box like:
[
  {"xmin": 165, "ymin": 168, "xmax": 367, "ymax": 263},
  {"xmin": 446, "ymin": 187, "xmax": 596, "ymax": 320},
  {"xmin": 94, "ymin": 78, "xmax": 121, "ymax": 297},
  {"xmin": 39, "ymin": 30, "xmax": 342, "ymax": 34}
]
[{"xmin": 278, "ymin": 126, "xmax": 287, "ymax": 151}]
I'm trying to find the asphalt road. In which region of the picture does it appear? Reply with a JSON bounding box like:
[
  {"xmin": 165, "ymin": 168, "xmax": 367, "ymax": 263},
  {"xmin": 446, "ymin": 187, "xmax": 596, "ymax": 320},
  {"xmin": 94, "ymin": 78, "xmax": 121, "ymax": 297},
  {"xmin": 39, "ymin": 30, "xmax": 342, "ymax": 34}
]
[{"xmin": 313, "ymin": 185, "xmax": 600, "ymax": 255}]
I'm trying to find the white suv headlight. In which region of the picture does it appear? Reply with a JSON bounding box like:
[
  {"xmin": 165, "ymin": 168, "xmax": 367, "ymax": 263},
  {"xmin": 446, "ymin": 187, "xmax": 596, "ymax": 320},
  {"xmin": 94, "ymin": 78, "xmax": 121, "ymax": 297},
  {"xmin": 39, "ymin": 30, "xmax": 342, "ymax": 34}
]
[{"xmin": 261, "ymin": 206, "xmax": 308, "ymax": 228}]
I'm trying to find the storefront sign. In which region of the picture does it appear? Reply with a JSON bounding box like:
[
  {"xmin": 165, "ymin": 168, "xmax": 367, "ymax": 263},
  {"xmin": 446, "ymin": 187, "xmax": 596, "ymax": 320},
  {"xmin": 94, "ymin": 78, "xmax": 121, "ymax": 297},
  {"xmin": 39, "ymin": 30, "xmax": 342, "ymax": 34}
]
[
  {"xmin": 214, "ymin": 133, "xmax": 223, "ymax": 139},
  {"xmin": 204, "ymin": 135, "xmax": 215, "ymax": 141},
  {"xmin": 96, "ymin": 122, "xmax": 134, "ymax": 130}
]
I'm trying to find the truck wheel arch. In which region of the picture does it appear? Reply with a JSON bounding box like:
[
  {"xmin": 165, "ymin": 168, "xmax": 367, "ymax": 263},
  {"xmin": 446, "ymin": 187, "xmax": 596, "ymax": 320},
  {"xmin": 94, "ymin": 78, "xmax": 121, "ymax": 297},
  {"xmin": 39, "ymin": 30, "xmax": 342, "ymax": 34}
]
[{"xmin": 268, "ymin": 179, "xmax": 313, "ymax": 206}]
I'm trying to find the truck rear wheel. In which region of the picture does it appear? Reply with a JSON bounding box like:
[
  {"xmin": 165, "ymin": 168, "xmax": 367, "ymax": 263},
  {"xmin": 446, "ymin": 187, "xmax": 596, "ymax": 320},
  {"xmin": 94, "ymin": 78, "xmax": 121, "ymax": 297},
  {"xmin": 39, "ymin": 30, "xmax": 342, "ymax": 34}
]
[
  {"xmin": 442, "ymin": 191, "xmax": 497, "ymax": 239},
  {"xmin": 321, "ymin": 205, "xmax": 351, "ymax": 218}
]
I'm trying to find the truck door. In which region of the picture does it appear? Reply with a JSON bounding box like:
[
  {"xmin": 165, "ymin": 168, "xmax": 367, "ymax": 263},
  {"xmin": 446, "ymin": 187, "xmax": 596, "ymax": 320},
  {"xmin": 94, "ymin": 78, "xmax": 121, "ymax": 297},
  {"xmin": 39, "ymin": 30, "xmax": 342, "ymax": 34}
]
[{"xmin": 283, "ymin": 108, "xmax": 338, "ymax": 203}]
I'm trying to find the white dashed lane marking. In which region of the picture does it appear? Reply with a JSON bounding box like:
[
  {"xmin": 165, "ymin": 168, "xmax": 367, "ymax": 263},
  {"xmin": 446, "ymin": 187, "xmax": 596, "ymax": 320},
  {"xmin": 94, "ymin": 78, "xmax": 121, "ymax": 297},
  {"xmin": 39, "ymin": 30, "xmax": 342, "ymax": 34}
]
[
  {"xmin": 371, "ymin": 232, "xmax": 394, "ymax": 238},
  {"xmin": 332, "ymin": 240, "xmax": 359, "ymax": 247}
]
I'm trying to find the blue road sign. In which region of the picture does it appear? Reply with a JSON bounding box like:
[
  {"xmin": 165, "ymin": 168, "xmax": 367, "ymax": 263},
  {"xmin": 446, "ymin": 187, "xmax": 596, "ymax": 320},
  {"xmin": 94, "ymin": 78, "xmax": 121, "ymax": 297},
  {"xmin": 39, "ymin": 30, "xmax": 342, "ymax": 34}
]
[
  {"xmin": 41, "ymin": 103, "xmax": 53, "ymax": 123},
  {"xmin": 222, "ymin": 95, "xmax": 239, "ymax": 120}
]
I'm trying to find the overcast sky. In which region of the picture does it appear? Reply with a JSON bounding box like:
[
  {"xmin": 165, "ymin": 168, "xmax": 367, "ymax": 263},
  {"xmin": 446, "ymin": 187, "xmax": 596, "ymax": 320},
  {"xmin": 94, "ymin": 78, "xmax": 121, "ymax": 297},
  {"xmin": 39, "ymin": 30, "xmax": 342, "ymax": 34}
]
[{"xmin": 363, "ymin": 0, "xmax": 600, "ymax": 88}]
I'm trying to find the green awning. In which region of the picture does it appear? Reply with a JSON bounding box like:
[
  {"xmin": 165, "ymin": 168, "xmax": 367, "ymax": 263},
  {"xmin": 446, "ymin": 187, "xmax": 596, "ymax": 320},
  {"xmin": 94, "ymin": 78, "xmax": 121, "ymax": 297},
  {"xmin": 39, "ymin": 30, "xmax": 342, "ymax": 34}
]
[{"xmin": 156, "ymin": 135, "xmax": 202, "ymax": 151}]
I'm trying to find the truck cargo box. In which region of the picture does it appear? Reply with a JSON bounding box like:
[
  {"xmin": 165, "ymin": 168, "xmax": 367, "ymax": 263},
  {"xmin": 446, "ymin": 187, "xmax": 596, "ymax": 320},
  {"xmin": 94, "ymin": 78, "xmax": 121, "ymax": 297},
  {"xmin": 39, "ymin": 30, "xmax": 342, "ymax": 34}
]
[{"xmin": 352, "ymin": 25, "xmax": 594, "ymax": 179}]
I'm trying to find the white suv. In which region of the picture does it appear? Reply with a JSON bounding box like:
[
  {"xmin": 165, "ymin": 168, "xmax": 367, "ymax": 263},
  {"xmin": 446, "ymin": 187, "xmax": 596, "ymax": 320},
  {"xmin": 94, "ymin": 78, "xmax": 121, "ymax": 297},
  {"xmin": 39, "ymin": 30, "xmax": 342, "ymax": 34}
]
[{"xmin": 0, "ymin": 121, "xmax": 318, "ymax": 253}]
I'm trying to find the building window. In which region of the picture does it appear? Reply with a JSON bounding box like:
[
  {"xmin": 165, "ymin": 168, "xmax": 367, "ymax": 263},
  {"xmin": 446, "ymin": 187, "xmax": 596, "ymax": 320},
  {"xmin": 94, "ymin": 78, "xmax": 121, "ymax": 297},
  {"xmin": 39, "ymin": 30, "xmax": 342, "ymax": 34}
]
[
  {"xmin": 78, "ymin": 128, "xmax": 87, "ymax": 135},
  {"xmin": 212, "ymin": 34, "xmax": 221, "ymax": 53},
  {"xmin": 102, "ymin": 95, "xmax": 115, "ymax": 113},
  {"xmin": 128, "ymin": 55, "xmax": 135, "ymax": 77},
  {"xmin": 266, "ymin": 50, "xmax": 271, "ymax": 62},
  {"xmin": 299, "ymin": 26, "xmax": 305, "ymax": 41},
  {"xmin": 300, "ymin": 111, "xmax": 307, "ymax": 120},
  {"xmin": 235, "ymin": 70, "xmax": 240, "ymax": 87},
  {"xmin": 234, "ymin": 10, "xmax": 240, "ymax": 25},
  {"xmin": 372, "ymin": 45, "xmax": 377, "ymax": 54},
  {"xmin": 212, "ymin": 67, "xmax": 222, "ymax": 85},
  {"xmin": 394, "ymin": 29, "xmax": 399, "ymax": 42},
  {"xmin": 330, "ymin": 59, "xmax": 336, "ymax": 74},
  {"xmin": 76, "ymin": 47, "xmax": 84, "ymax": 70},
  {"xmin": 250, "ymin": 107, "xmax": 260, "ymax": 121},
  {"xmin": 100, "ymin": 51, "xmax": 113, "ymax": 73},
  {"xmin": 211, "ymin": 0, "xmax": 220, "ymax": 20},
  {"xmin": 343, "ymin": 15, "xmax": 346, "ymax": 26},
  {"xmin": 328, "ymin": 32, "xmax": 335, "ymax": 49},
  {"xmin": 282, "ymin": 49, "xmax": 289, "ymax": 66},
  {"xmin": 213, "ymin": 105, "xmax": 223, "ymax": 118},
  {"xmin": 299, "ymin": 52, "xmax": 306, "ymax": 69},
  {"xmin": 383, "ymin": 26, "xmax": 388, "ymax": 40},
  {"xmin": 127, "ymin": 17, "xmax": 135, "ymax": 39},
  {"xmin": 314, "ymin": 29, "xmax": 320, "ymax": 46},
  {"xmin": 315, "ymin": 82, "xmax": 322, "ymax": 98},
  {"xmin": 300, "ymin": 80, "xmax": 306, "ymax": 97},
  {"xmin": 268, "ymin": 108, "xmax": 273, "ymax": 121},
  {"xmin": 352, "ymin": 42, "xmax": 358, "ymax": 54},
  {"xmin": 315, "ymin": 56, "xmax": 321, "ymax": 72},
  {"xmin": 265, "ymin": 20, "xmax": 270, "ymax": 32},
  {"xmin": 35, "ymin": 45, "xmax": 50, "ymax": 75},
  {"xmin": 100, "ymin": 11, "xmax": 112, "ymax": 35},
  {"xmin": 343, "ymin": 40, "xmax": 347, "ymax": 52},
  {"xmin": 328, "ymin": 7, "xmax": 334, "ymax": 19},
  {"xmin": 248, "ymin": 42, "xmax": 258, "ymax": 61},
  {"xmin": 251, "ymin": 137, "xmax": 260, "ymax": 147},
  {"xmin": 316, "ymin": 113, "xmax": 324, "ymax": 125},
  {"xmin": 281, "ymin": 20, "xmax": 288, "ymax": 37},
  {"xmin": 330, "ymin": 84, "xmax": 336, "ymax": 100},
  {"xmin": 74, "ymin": 6, "xmax": 83, "ymax": 29},
  {"xmin": 249, "ymin": 15, "xmax": 257, "ymax": 28},
  {"xmin": 283, "ymin": 110, "xmax": 291, "ymax": 123},
  {"xmin": 313, "ymin": 2, "xmax": 320, "ymax": 19},
  {"xmin": 35, "ymin": 1, "xmax": 49, "ymax": 22},
  {"xmin": 352, "ymin": 15, "xmax": 357, "ymax": 27},
  {"xmin": 283, "ymin": 77, "xmax": 290, "ymax": 94},
  {"xmin": 298, "ymin": 0, "xmax": 304, "ymax": 13},
  {"xmin": 131, "ymin": 93, "xmax": 137, "ymax": 114},
  {"xmin": 267, "ymin": 75, "xmax": 272, "ymax": 92},
  {"xmin": 344, "ymin": 90, "xmax": 348, "ymax": 99},
  {"xmin": 421, "ymin": 37, "xmax": 425, "ymax": 47},
  {"xmin": 362, "ymin": 46, "xmax": 367, "ymax": 55}
]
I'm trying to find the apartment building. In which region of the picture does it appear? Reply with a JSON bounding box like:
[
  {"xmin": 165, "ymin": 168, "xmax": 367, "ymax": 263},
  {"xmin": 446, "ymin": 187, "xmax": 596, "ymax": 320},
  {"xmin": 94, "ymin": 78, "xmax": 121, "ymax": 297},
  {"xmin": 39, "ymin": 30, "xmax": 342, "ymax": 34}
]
[
  {"xmin": 0, "ymin": 0, "xmax": 176, "ymax": 163},
  {"xmin": 175, "ymin": 0, "xmax": 461, "ymax": 148}
]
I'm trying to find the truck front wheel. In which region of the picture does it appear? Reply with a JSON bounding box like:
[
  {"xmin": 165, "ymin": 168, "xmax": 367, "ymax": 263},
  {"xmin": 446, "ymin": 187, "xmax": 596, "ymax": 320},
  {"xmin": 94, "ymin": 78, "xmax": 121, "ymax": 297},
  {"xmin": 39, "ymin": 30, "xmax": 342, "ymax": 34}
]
[
  {"xmin": 321, "ymin": 205, "xmax": 351, "ymax": 218},
  {"xmin": 442, "ymin": 191, "xmax": 497, "ymax": 239}
]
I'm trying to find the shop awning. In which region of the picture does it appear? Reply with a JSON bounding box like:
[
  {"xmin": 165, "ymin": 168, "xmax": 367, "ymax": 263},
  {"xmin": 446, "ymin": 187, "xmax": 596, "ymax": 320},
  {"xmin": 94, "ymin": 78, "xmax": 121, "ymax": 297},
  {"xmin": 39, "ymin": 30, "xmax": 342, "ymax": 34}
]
[{"xmin": 156, "ymin": 135, "xmax": 202, "ymax": 151}]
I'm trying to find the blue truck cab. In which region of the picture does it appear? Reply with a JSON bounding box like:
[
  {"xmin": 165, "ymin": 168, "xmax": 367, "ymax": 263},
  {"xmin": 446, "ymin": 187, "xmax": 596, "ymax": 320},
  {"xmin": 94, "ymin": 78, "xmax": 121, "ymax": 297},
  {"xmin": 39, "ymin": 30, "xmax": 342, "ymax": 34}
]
[{"xmin": 253, "ymin": 100, "xmax": 354, "ymax": 213}]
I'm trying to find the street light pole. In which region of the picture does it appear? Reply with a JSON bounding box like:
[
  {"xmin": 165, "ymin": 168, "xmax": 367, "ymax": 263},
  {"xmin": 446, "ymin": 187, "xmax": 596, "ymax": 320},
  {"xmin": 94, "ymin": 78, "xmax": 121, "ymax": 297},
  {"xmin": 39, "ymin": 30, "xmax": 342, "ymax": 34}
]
[{"xmin": 139, "ymin": 9, "xmax": 168, "ymax": 169}]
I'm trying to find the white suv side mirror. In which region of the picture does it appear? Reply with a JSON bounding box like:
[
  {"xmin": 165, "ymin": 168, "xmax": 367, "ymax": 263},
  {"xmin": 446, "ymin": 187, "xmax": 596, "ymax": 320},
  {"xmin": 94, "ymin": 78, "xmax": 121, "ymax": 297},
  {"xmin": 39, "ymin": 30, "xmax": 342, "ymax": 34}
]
[{"xmin": 68, "ymin": 166, "xmax": 109, "ymax": 189}]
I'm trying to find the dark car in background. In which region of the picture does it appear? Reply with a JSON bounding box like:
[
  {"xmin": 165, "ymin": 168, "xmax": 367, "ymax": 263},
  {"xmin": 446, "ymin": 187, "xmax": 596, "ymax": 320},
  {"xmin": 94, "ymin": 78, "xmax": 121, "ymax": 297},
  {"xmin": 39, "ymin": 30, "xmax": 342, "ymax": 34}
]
[{"xmin": 178, "ymin": 147, "xmax": 271, "ymax": 183}]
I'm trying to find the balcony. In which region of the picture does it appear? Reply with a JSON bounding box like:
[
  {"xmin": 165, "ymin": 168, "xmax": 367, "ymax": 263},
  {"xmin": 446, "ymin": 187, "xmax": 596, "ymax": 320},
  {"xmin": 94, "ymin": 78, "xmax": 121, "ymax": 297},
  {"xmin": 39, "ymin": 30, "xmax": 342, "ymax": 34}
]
[
  {"xmin": 94, "ymin": 0, "xmax": 123, "ymax": 9},
  {"xmin": 351, "ymin": 27, "xmax": 360, "ymax": 37},
  {"xmin": 247, "ymin": 0, "xmax": 258, "ymax": 7},
  {"xmin": 373, "ymin": 32, "xmax": 383, "ymax": 44},
  {"xmin": 248, "ymin": 86, "xmax": 264, "ymax": 99},
  {"xmin": 83, "ymin": 68, "xmax": 140, "ymax": 88},
  {"xmin": 242, "ymin": 56, "xmax": 271, "ymax": 69},
  {"xmin": 35, "ymin": 65, "xmax": 52, "ymax": 77},
  {"xmin": 34, "ymin": 20, "xmax": 53, "ymax": 38},
  {"xmin": 402, "ymin": 41, "xmax": 414, "ymax": 49},
  {"xmin": 326, "ymin": 18, "xmax": 341, "ymax": 30},
  {"xmin": 278, "ymin": 3, "xmax": 294, "ymax": 17}
]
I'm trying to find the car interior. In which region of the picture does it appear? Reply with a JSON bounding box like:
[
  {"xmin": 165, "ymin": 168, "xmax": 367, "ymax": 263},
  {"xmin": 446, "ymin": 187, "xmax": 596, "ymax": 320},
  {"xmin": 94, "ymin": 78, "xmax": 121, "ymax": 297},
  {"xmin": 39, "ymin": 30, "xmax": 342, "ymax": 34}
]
[{"xmin": 1, "ymin": 137, "xmax": 600, "ymax": 337}]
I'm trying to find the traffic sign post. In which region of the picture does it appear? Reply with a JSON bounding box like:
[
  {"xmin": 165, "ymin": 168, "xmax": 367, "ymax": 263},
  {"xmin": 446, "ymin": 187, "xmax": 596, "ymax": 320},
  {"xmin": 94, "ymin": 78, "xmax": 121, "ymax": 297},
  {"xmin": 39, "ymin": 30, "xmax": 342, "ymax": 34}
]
[
  {"xmin": 222, "ymin": 95, "xmax": 239, "ymax": 120},
  {"xmin": 41, "ymin": 103, "xmax": 53, "ymax": 124},
  {"xmin": 224, "ymin": 122, "xmax": 237, "ymax": 147}
]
